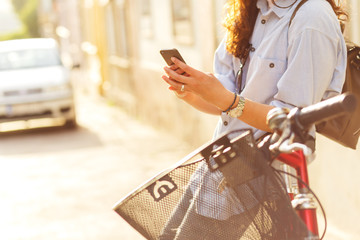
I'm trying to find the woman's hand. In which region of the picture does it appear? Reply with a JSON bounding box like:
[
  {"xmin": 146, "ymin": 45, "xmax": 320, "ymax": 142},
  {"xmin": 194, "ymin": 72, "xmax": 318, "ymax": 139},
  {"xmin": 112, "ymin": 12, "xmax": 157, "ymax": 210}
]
[
  {"xmin": 166, "ymin": 63, "xmax": 189, "ymax": 98},
  {"xmin": 161, "ymin": 57, "xmax": 230, "ymax": 111},
  {"xmin": 161, "ymin": 57, "xmax": 274, "ymax": 131}
]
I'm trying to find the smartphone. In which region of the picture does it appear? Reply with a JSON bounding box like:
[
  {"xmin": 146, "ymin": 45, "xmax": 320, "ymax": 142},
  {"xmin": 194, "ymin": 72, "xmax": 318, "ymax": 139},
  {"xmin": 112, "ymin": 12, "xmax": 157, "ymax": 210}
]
[{"xmin": 160, "ymin": 48, "xmax": 186, "ymax": 66}]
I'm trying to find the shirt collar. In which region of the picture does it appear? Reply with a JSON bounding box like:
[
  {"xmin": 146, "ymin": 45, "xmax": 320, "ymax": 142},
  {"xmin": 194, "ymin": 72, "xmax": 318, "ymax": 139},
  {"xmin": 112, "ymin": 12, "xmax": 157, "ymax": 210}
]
[
  {"xmin": 256, "ymin": 0, "xmax": 269, "ymax": 15},
  {"xmin": 257, "ymin": 0, "xmax": 297, "ymax": 18}
]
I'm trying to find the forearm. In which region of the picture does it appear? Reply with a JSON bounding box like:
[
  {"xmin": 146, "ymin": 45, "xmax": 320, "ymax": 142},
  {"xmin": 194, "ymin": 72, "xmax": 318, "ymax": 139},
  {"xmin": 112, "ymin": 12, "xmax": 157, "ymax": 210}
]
[
  {"xmin": 215, "ymin": 90, "xmax": 274, "ymax": 132},
  {"xmin": 177, "ymin": 92, "xmax": 222, "ymax": 115},
  {"xmin": 186, "ymin": 88, "xmax": 274, "ymax": 132},
  {"xmin": 239, "ymin": 98, "xmax": 274, "ymax": 133}
]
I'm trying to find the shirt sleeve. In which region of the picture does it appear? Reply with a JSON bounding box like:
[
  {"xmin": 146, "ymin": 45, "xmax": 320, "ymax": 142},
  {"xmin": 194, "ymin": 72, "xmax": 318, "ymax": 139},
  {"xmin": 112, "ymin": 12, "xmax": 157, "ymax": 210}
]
[
  {"xmin": 213, "ymin": 38, "xmax": 237, "ymax": 92},
  {"xmin": 271, "ymin": 28, "xmax": 346, "ymax": 109}
]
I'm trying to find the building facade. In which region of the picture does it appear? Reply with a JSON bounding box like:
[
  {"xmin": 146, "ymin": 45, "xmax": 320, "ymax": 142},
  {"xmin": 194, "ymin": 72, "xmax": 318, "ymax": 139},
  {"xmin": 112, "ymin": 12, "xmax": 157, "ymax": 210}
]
[
  {"xmin": 74, "ymin": 0, "xmax": 360, "ymax": 145},
  {"xmin": 78, "ymin": 0, "xmax": 227, "ymax": 145}
]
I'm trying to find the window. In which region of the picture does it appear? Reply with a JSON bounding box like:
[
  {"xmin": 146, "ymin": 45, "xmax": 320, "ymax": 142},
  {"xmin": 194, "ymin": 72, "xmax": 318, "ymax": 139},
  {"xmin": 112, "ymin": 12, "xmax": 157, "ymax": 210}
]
[
  {"xmin": 171, "ymin": 0, "xmax": 193, "ymax": 45},
  {"xmin": 0, "ymin": 49, "xmax": 61, "ymax": 71},
  {"xmin": 140, "ymin": 0, "xmax": 153, "ymax": 38},
  {"xmin": 105, "ymin": 0, "xmax": 129, "ymax": 58}
]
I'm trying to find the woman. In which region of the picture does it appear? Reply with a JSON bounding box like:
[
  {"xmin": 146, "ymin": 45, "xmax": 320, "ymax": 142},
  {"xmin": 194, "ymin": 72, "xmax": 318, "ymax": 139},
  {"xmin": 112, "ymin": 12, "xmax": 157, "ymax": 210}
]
[{"xmin": 160, "ymin": 0, "xmax": 347, "ymax": 239}]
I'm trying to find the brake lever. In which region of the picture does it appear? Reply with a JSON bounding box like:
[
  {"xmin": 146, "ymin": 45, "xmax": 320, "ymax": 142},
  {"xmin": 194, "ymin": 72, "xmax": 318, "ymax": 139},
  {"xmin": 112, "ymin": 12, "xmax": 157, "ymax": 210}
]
[
  {"xmin": 267, "ymin": 108, "xmax": 313, "ymax": 160},
  {"xmin": 278, "ymin": 138, "xmax": 313, "ymax": 158}
]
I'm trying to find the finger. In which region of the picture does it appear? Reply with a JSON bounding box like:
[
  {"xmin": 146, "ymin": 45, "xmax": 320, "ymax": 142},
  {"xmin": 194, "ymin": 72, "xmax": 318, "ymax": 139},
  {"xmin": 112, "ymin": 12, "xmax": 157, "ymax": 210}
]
[
  {"xmin": 172, "ymin": 89, "xmax": 187, "ymax": 98},
  {"xmin": 170, "ymin": 85, "xmax": 187, "ymax": 95},
  {"xmin": 168, "ymin": 64, "xmax": 185, "ymax": 75},
  {"xmin": 169, "ymin": 86, "xmax": 185, "ymax": 94},
  {"xmin": 175, "ymin": 68, "xmax": 186, "ymax": 75},
  {"xmin": 164, "ymin": 76, "xmax": 187, "ymax": 93},
  {"xmin": 163, "ymin": 66, "xmax": 188, "ymax": 84},
  {"xmin": 169, "ymin": 64, "xmax": 178, "ymax": 70},
  {"xmin": 171, "ymin": 57, "xmax": 201, "ymax": 77},
  {"xmin": 162, "ymin": 74, "xmax": 184, "ymax": 89}
]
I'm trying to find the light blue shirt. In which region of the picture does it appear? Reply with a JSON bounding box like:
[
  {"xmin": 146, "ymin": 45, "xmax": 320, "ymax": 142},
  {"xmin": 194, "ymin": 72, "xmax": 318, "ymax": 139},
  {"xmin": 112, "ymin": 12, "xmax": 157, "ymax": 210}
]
[
  {"xmin": 213, "ymin": 0, "xmax": 346, "ymax": 140},
  {"xmin": 194, "ymin": 0, "xmax": 347, "ymax": 220}
]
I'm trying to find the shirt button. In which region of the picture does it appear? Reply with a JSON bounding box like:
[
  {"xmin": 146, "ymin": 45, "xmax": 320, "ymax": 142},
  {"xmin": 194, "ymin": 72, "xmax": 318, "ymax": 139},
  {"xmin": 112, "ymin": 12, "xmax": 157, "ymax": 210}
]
[
  {"xmin": 250, "ymin": 47, "xmax": 255, "ymax": 52},
  {"xmin": 224, "ymin": 121, "xmax": 228, "ymax": 126},
  {"xmin": 261, "ymin": 19, "xmax": 266, "ymax": 24},
  {"xmin": 269, "ymin": 63, "xmax": 275, "ymax": 68}
]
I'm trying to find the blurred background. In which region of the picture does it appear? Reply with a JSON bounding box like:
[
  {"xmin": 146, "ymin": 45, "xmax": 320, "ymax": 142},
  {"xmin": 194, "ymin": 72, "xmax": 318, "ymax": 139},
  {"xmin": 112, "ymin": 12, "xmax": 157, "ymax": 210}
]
[{"xmin": 0, "ymin": 0, "xmax": 359, "ymax": 239}]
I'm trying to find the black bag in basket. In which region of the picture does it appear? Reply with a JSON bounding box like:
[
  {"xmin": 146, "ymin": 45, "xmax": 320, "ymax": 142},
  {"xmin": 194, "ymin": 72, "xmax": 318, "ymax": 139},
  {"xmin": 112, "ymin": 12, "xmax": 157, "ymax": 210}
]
[{"xmin": 113, "ymin": 130, "xmax": 312, "ymax": 240}]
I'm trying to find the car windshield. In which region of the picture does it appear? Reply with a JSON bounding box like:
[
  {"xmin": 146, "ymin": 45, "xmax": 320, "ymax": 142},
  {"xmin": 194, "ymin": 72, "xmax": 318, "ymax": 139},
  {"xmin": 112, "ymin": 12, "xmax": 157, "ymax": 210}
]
[{"xmin": 0, "ymin": 48, "xmax": 61, "ymax": 71}]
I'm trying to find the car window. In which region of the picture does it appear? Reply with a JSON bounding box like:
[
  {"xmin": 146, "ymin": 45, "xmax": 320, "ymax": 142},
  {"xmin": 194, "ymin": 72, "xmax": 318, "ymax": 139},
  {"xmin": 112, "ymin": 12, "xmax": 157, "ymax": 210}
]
[{"xmin": 0, "ymin": 48, "xmax": 62, "ymax": 71}]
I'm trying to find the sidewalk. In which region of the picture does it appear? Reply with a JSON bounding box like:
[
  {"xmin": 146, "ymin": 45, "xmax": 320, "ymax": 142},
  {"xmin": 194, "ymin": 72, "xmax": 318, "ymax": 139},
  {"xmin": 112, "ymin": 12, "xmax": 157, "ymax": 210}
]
[
  {"xmin": 0, "ymin": 90, "xmax": 195, "ymax": 240},
  {"xmin": 74, "ymin": 92, "xmax": 197, "ymax": 240}
]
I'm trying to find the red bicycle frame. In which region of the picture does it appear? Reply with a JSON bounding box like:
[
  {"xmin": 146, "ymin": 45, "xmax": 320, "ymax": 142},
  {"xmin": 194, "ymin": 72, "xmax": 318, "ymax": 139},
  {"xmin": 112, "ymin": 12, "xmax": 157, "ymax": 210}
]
[{"xmin": 277, "ymin": 150, "xmax": 319, "ymax": 237}]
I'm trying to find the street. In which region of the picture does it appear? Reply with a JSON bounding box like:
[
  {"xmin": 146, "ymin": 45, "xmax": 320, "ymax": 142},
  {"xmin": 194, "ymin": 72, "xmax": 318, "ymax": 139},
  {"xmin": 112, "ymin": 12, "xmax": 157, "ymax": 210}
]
[
  {"xmin": 0, "ymin": 91, "xmax": 193, "ymax": 240},
  {"xmin": 1, "ymin": 88, "xmax": 359, "ymax": 240}
]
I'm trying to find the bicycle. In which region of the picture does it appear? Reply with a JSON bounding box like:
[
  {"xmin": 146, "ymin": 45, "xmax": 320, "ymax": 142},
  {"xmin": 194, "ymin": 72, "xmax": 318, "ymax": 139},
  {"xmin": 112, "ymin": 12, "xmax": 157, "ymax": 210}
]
[{"xmin": 113, "ymin": 93, "xmax": 357, "ymax": 240}]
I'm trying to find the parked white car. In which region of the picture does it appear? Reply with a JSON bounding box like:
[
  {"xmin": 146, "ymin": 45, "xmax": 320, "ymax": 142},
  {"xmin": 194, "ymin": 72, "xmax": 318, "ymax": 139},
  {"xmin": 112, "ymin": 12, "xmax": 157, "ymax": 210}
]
[{"xmin": 0, "ymin": 38, "xmax": 76, "ymax": 128}]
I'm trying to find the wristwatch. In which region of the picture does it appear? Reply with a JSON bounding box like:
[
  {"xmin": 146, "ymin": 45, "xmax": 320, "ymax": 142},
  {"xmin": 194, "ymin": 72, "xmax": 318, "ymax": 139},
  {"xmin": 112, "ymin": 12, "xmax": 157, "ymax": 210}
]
[{"xmin": 227, "ymin": 95, "xmax": 246, "ymax": 118}]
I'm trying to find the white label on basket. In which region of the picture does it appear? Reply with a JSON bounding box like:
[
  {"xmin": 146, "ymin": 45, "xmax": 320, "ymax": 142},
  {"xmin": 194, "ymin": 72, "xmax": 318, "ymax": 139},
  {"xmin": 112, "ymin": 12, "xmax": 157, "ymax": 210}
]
[{"xmin": 147, "ymin": 175, "xmax": 178, "ymax": 202}]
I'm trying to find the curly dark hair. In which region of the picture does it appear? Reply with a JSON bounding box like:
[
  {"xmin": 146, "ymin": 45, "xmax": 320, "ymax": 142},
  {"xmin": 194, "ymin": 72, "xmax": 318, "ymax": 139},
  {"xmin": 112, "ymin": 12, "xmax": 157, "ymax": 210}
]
[{"xmin": 223, "ymin": 0, "xmax": 348, "ymax": 59}]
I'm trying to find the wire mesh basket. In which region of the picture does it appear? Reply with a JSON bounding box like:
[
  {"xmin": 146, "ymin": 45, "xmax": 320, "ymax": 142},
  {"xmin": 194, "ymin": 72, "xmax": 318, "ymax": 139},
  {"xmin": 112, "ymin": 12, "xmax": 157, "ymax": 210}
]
[{"xmin": 113, "ymin": 130, "xmax": 311, "ymax": 240}]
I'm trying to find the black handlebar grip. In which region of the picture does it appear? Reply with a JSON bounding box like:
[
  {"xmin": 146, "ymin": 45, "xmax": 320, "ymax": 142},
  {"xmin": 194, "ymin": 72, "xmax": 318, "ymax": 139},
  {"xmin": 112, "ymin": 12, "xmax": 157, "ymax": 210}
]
[{"xmin": 296, "ymin": 93, "xmax": 357, "ymax": 128}]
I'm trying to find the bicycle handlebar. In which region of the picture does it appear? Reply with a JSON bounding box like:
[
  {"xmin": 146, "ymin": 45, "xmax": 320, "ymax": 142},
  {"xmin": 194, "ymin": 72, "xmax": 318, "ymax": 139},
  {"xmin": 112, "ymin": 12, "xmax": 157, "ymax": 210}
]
[{"xmin": 292, "ymin": 93, "xmax": 357, "ymax": 129}]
